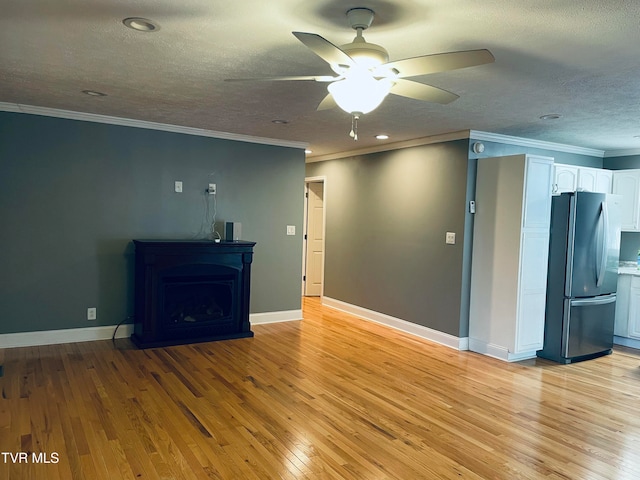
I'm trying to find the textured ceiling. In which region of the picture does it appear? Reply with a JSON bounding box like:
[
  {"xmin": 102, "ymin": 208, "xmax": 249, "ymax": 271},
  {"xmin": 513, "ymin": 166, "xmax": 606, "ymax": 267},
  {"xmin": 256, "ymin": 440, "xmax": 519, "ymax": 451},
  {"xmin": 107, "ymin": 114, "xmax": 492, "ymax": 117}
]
[{"xmin": 2, "ymin": 0, "xmax": 640, "ymax": 159}]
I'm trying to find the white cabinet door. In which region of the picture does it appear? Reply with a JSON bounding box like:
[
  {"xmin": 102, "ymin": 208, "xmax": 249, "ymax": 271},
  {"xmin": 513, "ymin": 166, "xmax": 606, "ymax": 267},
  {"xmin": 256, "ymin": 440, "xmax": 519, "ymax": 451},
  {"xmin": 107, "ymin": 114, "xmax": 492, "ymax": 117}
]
[
  {"xmin": 612, "ymin": 170, "xmax": 640, "ymax": 231},
  {"xmin": 595, "ymin": 169, "xmax": 613, "ymax": 193},
  {"xmin": 523, "ymin": 157, "xmax": 554, "ymax": 229},
  {"xmin": 515, "ymin": 231, "xmax": 549, "ymax": 352},
  {"xmin": 578, "ymin": 167, "xmax": 612, "ymax": 193},
  {"xmin": 628, "ymin": 276, "xmax": 640, "ymax": 339},
  {"xmin": 577, "ymin": 167, "xmax": 597, "ymax": 192},
  {"xmin": 615, "ymin": 274, "xmax": 631, "ymax": 337},
  {"xmin": 553, "ymin": 165, "xmax": 578, "ymax": 194}
]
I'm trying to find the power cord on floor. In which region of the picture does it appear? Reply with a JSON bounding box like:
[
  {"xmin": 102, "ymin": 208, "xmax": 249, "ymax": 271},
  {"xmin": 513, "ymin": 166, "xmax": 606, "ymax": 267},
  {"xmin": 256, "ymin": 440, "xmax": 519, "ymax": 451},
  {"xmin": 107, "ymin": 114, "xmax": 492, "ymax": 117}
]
[{"xmin": 112, "ymin": 315, "xmax": 134, "ymax": 344}]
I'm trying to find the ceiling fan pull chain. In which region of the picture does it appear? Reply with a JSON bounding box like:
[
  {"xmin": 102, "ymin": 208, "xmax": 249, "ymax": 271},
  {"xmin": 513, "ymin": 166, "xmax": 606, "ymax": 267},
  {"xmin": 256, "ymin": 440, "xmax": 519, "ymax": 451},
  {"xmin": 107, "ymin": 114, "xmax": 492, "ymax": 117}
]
[{"xmin": 349, "ymin": 113, "xmax": 359, "ymax": 141}]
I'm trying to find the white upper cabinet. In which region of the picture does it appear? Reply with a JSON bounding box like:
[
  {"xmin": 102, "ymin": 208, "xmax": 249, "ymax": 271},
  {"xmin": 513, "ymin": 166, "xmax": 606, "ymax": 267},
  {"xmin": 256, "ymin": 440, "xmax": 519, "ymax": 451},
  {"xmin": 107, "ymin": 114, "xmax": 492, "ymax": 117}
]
[
  {"xmin": 595, "ymin": 169, "xmax": 613, "ymax": 193},
  {"xmin": 612, "ymin": 169, "xmax": 640, "ymax": 231},
  {"xmin": 577, "ymin": 167, "xmax": 613, "ymax": 193},
  {"xmin": 577, "ymin": 167, "xmax": 598, "ymax": 192},
  {"xmin": 552, "ymin": 164, "xmax": 612, "ymax": 194},
  {"xmin": 553, "ymin": 164, "xmax": 578, "ymax": 194}
]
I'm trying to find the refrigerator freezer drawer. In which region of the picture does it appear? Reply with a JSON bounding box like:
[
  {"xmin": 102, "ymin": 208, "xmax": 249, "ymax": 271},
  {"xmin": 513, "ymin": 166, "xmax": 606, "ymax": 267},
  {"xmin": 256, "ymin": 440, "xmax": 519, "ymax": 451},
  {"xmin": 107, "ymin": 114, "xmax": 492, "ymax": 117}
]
[{"xmin": 563, "ymin": 295, "xmax": 616, "ymax": 359}]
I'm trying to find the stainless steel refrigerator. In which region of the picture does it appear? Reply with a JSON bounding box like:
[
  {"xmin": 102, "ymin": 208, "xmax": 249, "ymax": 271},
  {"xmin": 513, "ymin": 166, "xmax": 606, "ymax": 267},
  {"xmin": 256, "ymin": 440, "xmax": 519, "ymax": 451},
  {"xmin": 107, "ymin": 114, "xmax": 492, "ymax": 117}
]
[{"xmin": 537, "ymin": 191, "xmax": 622, "ymax": 364}]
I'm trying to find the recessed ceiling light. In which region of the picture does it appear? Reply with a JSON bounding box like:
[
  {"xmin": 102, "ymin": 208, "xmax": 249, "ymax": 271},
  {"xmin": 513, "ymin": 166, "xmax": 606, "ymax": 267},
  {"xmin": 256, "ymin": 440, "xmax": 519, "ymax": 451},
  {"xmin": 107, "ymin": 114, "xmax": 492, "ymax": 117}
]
[
  {"xmin": 375, "ymin": 134, "xmax": 389, "ymax": 140},
  {"xmin": 272, "ymin": 119, "xmax": 289, "ymax": 125},
  {"xmin": 539, "ymin": 113, "xmax": 562, "ymax": 120},
  {"xmin": 123, "ymin": 17, "xmax": 159, "ymax": 32},
  {"xmin": 82, "ymin": 90, "xmax": 107, "ymax": 97}
]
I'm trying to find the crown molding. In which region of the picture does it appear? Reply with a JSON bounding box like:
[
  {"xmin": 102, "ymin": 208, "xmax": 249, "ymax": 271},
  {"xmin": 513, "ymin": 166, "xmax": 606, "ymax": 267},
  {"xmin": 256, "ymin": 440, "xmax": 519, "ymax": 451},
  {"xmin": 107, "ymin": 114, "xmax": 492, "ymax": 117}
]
[
  {"xmin": 307, "ymin": 131, "xmax": 470, "ymax": 163},
  {"xmin": 469, "ymin": 130, "xmax": 604, "ymax": 158},
  {"xmin": 603, "ymin": 148, "xmax": 640, "ymax": 158},
  {"xmin": 0, "ymin": 102, "xmax": 308, "ymax": 150},
  {"xmin": 308, "ymin": 129, "xmax": 608, "ymax": 163}
]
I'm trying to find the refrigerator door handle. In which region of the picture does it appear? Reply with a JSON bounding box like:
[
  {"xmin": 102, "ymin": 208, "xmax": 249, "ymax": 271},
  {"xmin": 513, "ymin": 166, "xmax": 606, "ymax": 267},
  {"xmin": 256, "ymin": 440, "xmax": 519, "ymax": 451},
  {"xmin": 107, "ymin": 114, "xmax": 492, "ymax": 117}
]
[
  {"xmin": 570, "ymin": 295, "xmax": 616, "ymax": 307},
  {"xmin": 596, "ymin": 201, "xmax": 608, "ymax": 288}
]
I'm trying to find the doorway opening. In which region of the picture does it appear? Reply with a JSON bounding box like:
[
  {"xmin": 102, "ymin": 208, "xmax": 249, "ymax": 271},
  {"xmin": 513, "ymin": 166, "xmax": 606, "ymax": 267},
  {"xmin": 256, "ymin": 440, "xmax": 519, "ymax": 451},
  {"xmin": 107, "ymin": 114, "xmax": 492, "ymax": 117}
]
[{"xmin": 303, "ymin": 177, "xmax": 326, "ymax": 297}]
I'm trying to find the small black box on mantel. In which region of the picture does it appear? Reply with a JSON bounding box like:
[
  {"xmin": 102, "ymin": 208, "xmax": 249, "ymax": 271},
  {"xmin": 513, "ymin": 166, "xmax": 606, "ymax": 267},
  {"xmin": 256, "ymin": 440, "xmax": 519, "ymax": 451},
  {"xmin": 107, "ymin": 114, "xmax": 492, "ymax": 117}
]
[{"xmin": 225, "ymin": 222, "xmax": 242, "ymax": 241}]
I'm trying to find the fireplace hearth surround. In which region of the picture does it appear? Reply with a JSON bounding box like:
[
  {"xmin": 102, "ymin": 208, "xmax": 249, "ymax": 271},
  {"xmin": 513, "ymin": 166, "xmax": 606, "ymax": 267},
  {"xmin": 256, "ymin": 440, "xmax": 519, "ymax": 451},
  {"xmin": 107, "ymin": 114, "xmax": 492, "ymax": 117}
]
[{"xmin": 131, "ymin": 239, "xmax": 256, "ymax": 348}]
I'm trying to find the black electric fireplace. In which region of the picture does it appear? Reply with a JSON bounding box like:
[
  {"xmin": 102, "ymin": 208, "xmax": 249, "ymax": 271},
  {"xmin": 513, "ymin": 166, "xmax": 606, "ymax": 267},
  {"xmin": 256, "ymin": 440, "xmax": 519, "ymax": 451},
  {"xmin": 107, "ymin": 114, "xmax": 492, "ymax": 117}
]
[{"xmin": 131, "ymin": 239, "xmax": 256, "ymax": 348}]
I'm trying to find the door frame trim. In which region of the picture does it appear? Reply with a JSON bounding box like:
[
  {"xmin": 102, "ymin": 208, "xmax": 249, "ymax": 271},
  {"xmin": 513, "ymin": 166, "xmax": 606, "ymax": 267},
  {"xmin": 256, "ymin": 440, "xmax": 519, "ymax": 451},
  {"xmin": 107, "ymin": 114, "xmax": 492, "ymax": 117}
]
[{"xmin": 303, "ymin": 176, "xmax": 327, "ymax": 297}]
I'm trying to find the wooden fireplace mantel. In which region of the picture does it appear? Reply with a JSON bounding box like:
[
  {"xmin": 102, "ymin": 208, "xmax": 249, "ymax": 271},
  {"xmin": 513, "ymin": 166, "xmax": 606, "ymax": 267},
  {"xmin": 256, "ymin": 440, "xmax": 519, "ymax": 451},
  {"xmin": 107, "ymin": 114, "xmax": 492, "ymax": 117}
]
[{"xmin": 131, "ymin": 239, "xmax": 256, "ymax": 348}]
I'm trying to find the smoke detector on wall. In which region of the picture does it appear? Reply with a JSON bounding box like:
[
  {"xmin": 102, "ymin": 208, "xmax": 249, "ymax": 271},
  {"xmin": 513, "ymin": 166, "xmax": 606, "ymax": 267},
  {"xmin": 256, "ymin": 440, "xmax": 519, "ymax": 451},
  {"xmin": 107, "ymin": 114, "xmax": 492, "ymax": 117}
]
[{"xmin": 472, "ymin": 142, "xmax": 485, "ymax": 154}]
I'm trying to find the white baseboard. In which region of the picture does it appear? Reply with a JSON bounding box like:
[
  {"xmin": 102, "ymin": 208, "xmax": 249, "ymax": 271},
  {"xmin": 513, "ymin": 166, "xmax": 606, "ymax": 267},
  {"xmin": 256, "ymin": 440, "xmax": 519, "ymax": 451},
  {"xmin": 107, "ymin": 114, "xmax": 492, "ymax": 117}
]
[
  {"xmin": 614, "ymin": 336, "xmax": 640, "ymax": 350},
  {"xmin": 250, "ymin": 310, "xmax": 302, "ymax": 325},
  {"xmin": 0, "ymin": 309, "xmax": 303, "ymax": 349},
  {"xmin": 468, "ymin": 338, "xmax": 537, "ymax": 362},
  {"xmin": 322, "ymin": 297, "xmax": 469, "ymax": 351},
  {"xmin": 0, "ymin": 324, "xmax": 134, "ymax": 349}
]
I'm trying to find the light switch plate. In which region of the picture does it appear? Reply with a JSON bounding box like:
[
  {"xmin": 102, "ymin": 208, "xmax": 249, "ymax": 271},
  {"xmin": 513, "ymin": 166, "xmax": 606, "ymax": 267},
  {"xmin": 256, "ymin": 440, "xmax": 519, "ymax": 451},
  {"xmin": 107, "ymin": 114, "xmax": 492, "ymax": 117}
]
[
  {"xmin": 174, "ymin": 181, "xmax": 183, "ymax": 193},
  {"xmin": 287, "ymin": 225, "xmax": 295, "ymax": 236},
  {"xmin": 445, "ymin": 232, "xmax": 456, "ymax": 245}
]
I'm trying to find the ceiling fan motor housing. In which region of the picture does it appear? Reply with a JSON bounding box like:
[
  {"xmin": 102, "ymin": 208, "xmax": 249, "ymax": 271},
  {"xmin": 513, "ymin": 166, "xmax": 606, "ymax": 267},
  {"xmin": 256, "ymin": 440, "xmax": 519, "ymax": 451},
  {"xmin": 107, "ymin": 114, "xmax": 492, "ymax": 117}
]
[
  {"xmin": 340, "ymin": 40, "xmax": 389, "ymax": 66},
  {"xmin": 341, "ymin": 8, "xmax": 388, "ymax": 67},
  {"xmin": 346, "ymin": 8, "xmax": 375, "ymax": 30}
]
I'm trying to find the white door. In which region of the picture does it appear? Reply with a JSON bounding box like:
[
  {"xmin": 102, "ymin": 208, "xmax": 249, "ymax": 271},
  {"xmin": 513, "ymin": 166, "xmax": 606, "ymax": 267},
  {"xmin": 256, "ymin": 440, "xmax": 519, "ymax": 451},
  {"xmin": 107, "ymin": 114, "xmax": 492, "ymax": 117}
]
[{"xmin": 304, "ymin": 181, "xmax": 325, "ymax": 296}]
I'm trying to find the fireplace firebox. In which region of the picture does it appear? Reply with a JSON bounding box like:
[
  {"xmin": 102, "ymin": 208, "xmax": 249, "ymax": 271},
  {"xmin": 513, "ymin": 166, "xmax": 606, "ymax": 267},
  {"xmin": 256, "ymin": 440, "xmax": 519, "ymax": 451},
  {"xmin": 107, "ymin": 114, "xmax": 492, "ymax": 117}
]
[{"xmin": 131, "ymin": 240, "xmax": 256, "ymax": 348}]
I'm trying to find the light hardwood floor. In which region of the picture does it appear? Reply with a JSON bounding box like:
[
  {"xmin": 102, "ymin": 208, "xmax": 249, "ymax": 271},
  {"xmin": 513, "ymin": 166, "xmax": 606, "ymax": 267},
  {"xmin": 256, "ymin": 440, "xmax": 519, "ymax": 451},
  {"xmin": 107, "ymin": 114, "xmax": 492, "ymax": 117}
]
[{"xmin": 1, "ymin": 297, "xmax": 640, "ymax": 479}]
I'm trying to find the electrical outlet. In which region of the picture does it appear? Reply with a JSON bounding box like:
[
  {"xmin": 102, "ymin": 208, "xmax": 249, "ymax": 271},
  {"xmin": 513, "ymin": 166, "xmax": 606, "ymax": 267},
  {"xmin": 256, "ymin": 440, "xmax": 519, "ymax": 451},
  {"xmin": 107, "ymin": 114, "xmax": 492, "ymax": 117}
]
[
  {"xmin": 208, "ymin": 183, "xmax": 216, "ymax": 195},
  {"xmin": 87, "ymin": 307, "xmax": 97, "ymax": 320},
  {"xmin": 445, "ymin": 232, "xmax": 456, "ymax": 245},
  {"xmin": 174, "ymin": 181, "xmax": 183, "ymax": 193},
  {"xmin": 287, "ymin": 225, "xmax": 296, "ymax": 236}
]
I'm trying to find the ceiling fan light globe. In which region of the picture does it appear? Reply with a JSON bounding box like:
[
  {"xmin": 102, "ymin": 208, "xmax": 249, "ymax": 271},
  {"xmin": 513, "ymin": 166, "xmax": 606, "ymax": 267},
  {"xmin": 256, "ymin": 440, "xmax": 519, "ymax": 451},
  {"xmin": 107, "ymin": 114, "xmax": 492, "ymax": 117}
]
[{"xmin": 328, "ymin": 74, "xmax": 392, "ymax": 115}]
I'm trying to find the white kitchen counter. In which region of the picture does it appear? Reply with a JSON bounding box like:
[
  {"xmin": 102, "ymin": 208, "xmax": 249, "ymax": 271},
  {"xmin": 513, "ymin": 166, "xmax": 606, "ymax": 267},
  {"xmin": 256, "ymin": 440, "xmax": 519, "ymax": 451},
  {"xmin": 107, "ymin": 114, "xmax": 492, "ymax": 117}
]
[
  {"xmin": 618, "ymin": 261, "xmax": 640, "ymax": 275},
  {"xmin": 618, "ymin": 266, "xmax": 640, "ymax": 276}
]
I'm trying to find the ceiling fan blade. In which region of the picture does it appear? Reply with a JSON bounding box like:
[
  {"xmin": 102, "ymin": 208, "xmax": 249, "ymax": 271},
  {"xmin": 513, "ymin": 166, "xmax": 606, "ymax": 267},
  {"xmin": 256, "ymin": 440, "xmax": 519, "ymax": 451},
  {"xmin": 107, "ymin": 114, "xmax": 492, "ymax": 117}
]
[
  {"xmin": 390, "ymin": 79, "xmax": 459, "ymax": 104},
  {"xmin": 316, "ymin": 93, "xmax": 337, "ymax": 111},
  {"xmin": 381, "ymin": 49, "xmax": 495, "ymax": 78},
  {"xmin": 292, "ymin": 32, "xmax": 355, "ymax": 67},
  {"xmin": 225, "ymin": 75, "xmax": 337, "ymax": 82}
]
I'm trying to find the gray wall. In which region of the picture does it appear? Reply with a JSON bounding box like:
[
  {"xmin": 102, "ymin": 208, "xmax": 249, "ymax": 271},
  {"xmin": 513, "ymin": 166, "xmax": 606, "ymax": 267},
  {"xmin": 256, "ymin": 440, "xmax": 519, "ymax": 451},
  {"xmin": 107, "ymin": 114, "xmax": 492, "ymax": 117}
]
[
  {"xmin": 306, "ymin": 138, "xmax": 605, "ymax": 340},
  {"xmin": 306, "ymin": 140, "xmax": 470, "ymax": 337},
  {"xmin": 604, "ymin": 154, "xmax": 640, "ymax": 171},
  {"xmin": 0, "ymin": 112, "xmax": 305, "ymax": 334}
]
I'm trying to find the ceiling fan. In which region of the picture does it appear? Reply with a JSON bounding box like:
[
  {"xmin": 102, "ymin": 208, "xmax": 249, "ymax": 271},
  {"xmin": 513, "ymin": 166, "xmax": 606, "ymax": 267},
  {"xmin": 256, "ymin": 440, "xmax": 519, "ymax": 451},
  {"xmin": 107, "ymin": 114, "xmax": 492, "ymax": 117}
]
[{"xmin": 227, "ymin": 7, "xmax": 495, "ymax": 140}]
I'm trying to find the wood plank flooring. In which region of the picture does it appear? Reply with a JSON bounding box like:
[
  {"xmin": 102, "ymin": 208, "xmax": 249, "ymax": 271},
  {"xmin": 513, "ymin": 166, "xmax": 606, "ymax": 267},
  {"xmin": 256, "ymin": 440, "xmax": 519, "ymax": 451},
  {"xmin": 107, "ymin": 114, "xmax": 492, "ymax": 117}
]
[{"xmin": 1, "ymin": 297, "xmax": 640, "ymax": 479}]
